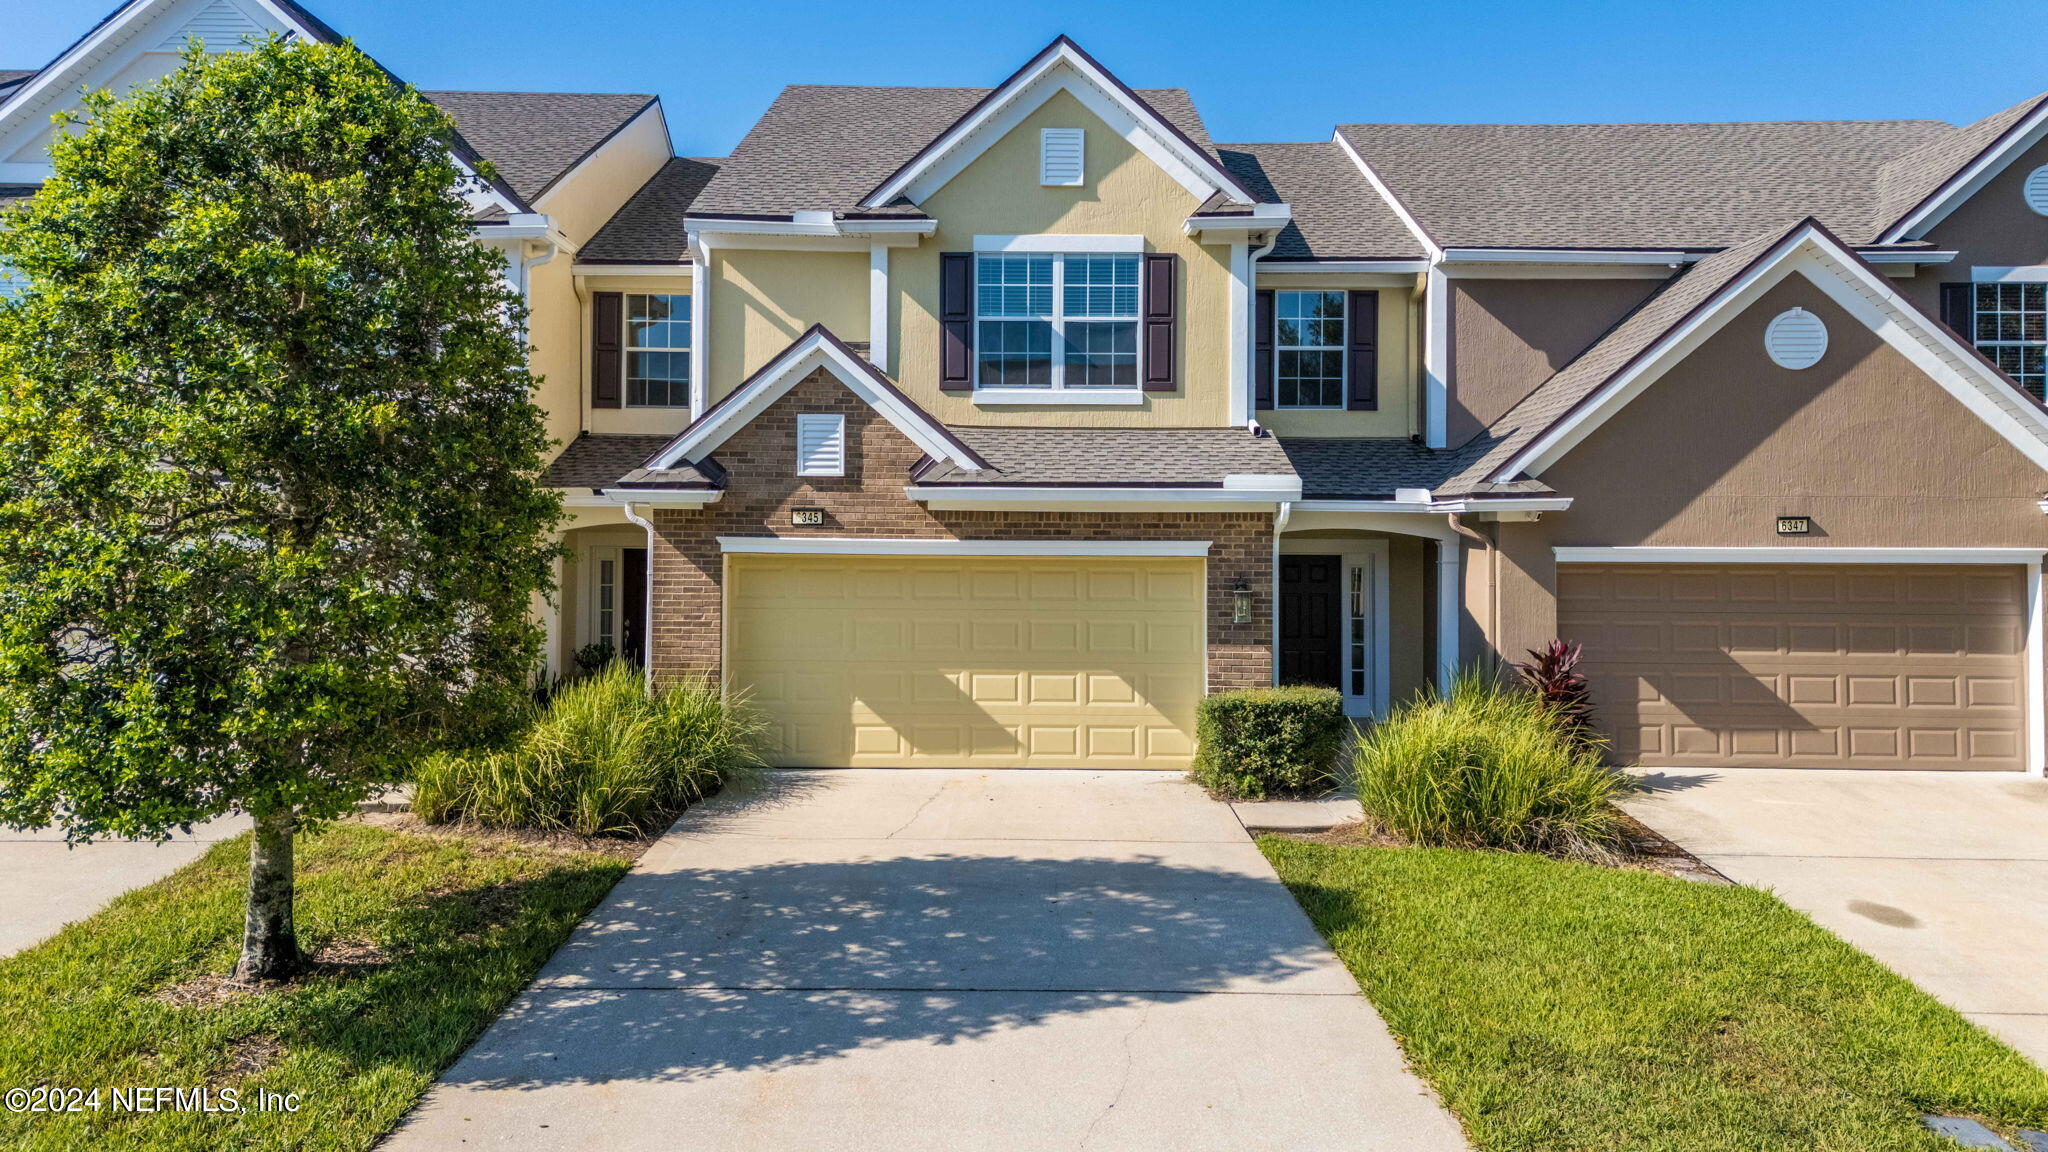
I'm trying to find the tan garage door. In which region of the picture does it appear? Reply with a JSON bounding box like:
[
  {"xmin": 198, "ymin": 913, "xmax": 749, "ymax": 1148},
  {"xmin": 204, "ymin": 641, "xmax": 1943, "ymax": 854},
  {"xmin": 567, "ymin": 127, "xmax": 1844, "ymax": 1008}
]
[
  {"xmin": 1558, "ymin": 563, "xmax": 2029, "ymax": 770},
  {"xmin": 727, "ymin": 553, "xmax": 1205, "ymax": 769}
]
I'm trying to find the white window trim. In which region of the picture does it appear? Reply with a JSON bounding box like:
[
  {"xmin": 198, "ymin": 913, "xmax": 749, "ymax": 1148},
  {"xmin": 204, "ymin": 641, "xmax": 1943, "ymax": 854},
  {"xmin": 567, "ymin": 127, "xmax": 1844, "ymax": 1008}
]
[
  {"xmin": 1272, "ymin": 288, "xmax": 1349, "ymax": 411},
  {"xmin": 716, "ymin": 537, "xmax": 1210, "ymax": 557},
  {"xmin": 972, "ymin": 388, "xmax": 1142, "ymax": 406},
  {"xmin": 586, "ymin": 545, "xmax": 622, "ymax": 654},
  {"xmin": 1972, "ymin": 266, "xmax": 2048, "ymax": 283},
  {"xmin": 973, "ymin": 234, "xmax": 1144, "ymax": 253},
  {"xmin": 796, "ymin": 412, "xmax": 846, "ymax": 477},
  {"xmin": 1341, "ymin": 543, "xmax": 1392, "ymax": 719},
  {"xmin": 1552, "ymin": 546, "xmax": 2045, "ymax": 565},
  {"xmin": 974, "ymin": 251, "xmax": 1141, "ymax": 396},
  {"xmin": 623, "ymin": 291, "xmax": 692, "ymax": 410}
]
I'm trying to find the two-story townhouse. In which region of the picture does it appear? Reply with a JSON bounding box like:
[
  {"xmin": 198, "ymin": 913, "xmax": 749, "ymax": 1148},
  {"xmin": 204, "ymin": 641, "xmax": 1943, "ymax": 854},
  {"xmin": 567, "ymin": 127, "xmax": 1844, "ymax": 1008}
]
[{"xmin": 11, "ymin": 2, "xmax": 2048, "ymax": 777}]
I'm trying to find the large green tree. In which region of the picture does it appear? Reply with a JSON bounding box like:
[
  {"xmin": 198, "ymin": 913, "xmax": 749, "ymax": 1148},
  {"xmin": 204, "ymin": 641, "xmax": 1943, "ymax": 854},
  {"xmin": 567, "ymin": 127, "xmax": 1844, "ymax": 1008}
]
[{"xmin": 0, "ymin": 39, "xmax": 561, "ymax": 980}]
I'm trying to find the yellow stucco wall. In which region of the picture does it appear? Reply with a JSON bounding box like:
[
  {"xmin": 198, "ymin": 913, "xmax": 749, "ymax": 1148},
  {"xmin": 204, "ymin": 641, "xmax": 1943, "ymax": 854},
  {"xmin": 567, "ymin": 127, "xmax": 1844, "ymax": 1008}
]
[
  {"xmin": 891, "ymin": 89, "xmax": 1233, "ymax": 427},
  {"xmin": 1254, "ymin": 275, "xmax": 1419, "ymax": 438},
  {"xmin": 708, "ymin": 248, "xmax": 869, "ymax": 399},
  {"xmin": 535, "ymin": 107, "xmax": 669, "ymax": 242}
]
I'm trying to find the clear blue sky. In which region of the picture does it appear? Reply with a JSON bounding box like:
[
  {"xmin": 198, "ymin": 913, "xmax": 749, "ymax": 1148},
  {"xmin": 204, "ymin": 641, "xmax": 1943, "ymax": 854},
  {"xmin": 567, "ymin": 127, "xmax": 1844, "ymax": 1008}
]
[{"xmin": 13, "ymin": 0, "xmax": 2048, "ymax": 157}]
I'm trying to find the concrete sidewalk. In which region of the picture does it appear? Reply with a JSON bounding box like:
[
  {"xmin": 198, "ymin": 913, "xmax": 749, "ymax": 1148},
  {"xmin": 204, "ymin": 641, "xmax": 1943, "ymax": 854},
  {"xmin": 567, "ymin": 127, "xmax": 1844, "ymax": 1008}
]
[
  {"xmin": 388, "ymin": 770, "xmax": 1468, "ymax": 1152},
  {"xmin": 0, "ymin": 814, "xmax": 249, "ymax": 958},
  {"xmin": 1623, "ymin": 768, "xmax": 2048, "ymax": 1066}
]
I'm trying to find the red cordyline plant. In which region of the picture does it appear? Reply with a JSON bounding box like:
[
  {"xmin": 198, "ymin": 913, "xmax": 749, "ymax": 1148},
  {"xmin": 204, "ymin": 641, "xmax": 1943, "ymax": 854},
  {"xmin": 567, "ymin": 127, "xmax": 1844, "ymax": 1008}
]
[{"xmin": 1512, "ymin": 640, "xmax": 1599, "ymax": 749}]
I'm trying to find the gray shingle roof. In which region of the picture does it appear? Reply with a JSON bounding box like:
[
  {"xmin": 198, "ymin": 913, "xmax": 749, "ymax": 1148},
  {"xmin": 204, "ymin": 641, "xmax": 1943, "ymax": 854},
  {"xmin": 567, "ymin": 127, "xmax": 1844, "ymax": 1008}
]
[
  {"xmin": 1277, "ymin": 438, "xmax": 1457, "ymax": 498},
  {"xmin": 424, "ymin": 91, "xmax": 657, "ymax": 203},
  {"xmin": 0, "ymin": 184, "xmax": 36, "ymax": 208},
  {"xmin": 581, "ymin": 157, "xmax": 722, "ymax": 264},
  {"xmin": 0, "ymin": 70, "xmax": 34, "ymax": 89},
  {"xmin": 1436, "ymin": 226, "xmax": 1792, "ymax": 495},
  {"xmin": 1338, "ymin": 120, "xmax": 1949, "ymax": 249},
  {"xmin": 690, "ymin": 85, "xmax": 1219, "ymax": 219},
  {"xmin": 1873, "ymin": 91, "xmax": 2048, "ymax": 239},
  {"xmin": 1217, "ymin": 143, "xmax": 1426, "ymax": 260},
  {"xmin": 915, "ymin": 426, "xmax": 1294, "ymax": 486},
  {"xmin": 542, "ymin": 434, "xmax": 674, "ymax": 490}
]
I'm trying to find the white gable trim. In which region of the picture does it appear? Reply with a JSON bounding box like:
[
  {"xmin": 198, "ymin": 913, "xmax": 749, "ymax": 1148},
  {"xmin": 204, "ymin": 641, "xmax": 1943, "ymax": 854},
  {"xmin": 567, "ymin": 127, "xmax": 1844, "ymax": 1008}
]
[
  {"xmin": 1879, "ymin": 96, "xmax": 2048, "ymax": 243},
  {"xmin": 1499, "ymin": 223, "xmax": 2048, "ymax": 480},
  {"xmin": 646, "ymin": 326, "xmax": 983, "ymax": 473},
  {"xmin": 1330, "ymin": 128, "xmax": 1441, "ymax": 261},
  {"xmin": 859, "ymin": 38, "xmax": 1253, "ymax": 210}
]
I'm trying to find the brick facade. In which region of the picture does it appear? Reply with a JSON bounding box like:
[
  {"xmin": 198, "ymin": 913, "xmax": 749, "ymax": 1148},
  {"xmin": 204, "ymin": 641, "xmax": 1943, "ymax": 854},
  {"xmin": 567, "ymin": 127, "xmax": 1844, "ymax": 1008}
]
[{"xmin": 647, "ymin": 368, "xmax": 1274, "ymax": 691}]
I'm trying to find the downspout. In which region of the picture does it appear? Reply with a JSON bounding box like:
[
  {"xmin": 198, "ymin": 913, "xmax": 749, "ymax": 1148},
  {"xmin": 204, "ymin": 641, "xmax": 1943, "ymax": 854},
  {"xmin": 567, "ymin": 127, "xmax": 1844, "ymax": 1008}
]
[
  {"xmin": 1447, "ymin": 513, "xmax": 1498, "ymax": 673},
  {"xmin": 1246, "ymin": 230, "xmax": 1280, "ymax": 429},
  {"xmin": 1271, "ymin": 499, "xmax": 1293, "ymax": 686},
  {"xmin": 619, "ymin": 500, "xmax": 657, "ymax": 693}
]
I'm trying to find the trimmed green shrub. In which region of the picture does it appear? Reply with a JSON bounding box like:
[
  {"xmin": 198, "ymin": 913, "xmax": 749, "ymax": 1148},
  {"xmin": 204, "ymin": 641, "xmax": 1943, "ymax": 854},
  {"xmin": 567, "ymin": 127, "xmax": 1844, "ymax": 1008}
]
[
  {"xmin": 413, "ymin": 663, "xmax": 767, "ymax": 836},
  {"xmin": 1191, "ymin": 685, "xmax": 1347, "ymax": 800},
  {"xmin": 1355, "ymin": 671, "xmax": 1631, "ymax": 857}
]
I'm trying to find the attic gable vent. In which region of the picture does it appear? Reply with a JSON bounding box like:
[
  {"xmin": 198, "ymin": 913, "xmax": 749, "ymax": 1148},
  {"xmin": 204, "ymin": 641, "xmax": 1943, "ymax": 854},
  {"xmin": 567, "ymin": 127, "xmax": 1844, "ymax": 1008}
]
[
  {"xmin": 1040, "ymin": 128, "xmax": 1085, "ymax": 187},
  {"xmin": 796, "ymin": 413, "xmax": 846, "ymax": 477},
  {"xmin": 1764, "ymin": 307, "xmax": 1828, "ymax": 370},
  {"xmin": 2025, "ymin": 165, "xmax": 2048, "ymax": 216},
  {"xmin": 156, "ymin": 0, "xmax": 268, "ymax": 51}
]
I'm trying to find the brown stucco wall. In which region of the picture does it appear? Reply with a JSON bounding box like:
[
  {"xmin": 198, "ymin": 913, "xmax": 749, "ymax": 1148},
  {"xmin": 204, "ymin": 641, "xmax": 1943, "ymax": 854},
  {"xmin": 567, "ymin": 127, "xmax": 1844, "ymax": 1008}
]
[
  {"xmin": 646, "ymin": 369, "xmax": 1275, "ymax": 691},
  {"xmin": 1447, "ymin": 277, "xmax": 1667, "ymax": 444},
  {"xmin": 1478, "ymin": 272, "xmax": 2048, "ymax": 661},
  {"xmin": 1901, "ymin": 131, "xmax": 2048, "ymax": 314}
]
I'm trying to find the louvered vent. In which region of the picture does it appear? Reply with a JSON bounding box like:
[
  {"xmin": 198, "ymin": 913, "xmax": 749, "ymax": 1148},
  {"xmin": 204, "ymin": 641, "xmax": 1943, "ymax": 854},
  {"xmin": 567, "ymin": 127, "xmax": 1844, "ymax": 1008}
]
[
  {"xmin": 1764, "ymin": 308, "xmax": 1828, "ymax": 370},
  {"xmin": 2025, "ymin": 165, "xmax": 2048, "ymax": 216},
  {"xmin": 796, "ymin": 413, "xmax": 846, "ymax": 477},
  {"xmin": 1040, "ymin": 128, "xmax": 1085, "ymax": 187},
  {"xmin": 156, "ymin": 0, "xmax": 269, "ymax": 50}
]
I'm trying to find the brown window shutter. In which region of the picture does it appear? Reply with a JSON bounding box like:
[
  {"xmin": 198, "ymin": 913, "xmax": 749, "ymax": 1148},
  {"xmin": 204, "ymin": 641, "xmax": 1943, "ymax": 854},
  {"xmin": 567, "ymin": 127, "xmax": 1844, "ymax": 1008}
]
[
  {"xmin": 1346, "ymin": 289, "xmax": 1379, "ymax": 411},
  {"xmin": 1141, "ymin": 253, "xmax": 1178, "ymax": 391},
  {"xmin": 1255, "ymin": 289, "xmax": 1275, "ymax": 408},
  {"xmin": 939, "ymin": 253, "xmax": 974, "ymax": 391},
  {"xmin": 1940, "ymin": 283, "xmax": 1977, "ymax": 344},
  {"xmin": 591, "ymin": 291, "xmax": 623, "ymax": 409}
]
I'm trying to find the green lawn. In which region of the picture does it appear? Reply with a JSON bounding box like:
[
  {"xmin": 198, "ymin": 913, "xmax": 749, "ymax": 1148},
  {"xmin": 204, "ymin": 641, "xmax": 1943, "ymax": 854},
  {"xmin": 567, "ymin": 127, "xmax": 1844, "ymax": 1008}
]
[
  {"xmin": 0, "ymin": 822, "xmax": 631, "ymax": 1152},
  {"xmin": 1260, "ymin": 838, "xmax": 2048, "ymax": 1152}
]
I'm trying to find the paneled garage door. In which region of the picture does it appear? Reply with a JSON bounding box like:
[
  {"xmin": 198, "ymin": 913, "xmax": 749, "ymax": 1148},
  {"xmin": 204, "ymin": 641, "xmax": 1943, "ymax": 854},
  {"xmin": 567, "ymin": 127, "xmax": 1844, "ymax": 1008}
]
[
  {"xmin": 1558, "ymin": 563, "xmax": 2029, "ymax": 770},
  {"xmin": 727, "ymin": 554, "xmax": 1206, "ymax": 768}
]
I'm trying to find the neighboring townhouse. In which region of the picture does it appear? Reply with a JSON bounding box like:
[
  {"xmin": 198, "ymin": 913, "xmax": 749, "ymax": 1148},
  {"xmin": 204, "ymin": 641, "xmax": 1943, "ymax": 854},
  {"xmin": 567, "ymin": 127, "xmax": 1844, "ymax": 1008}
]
[{"xmin": 8, "ymin": 3, "xmax": 2048, "ymax": 776}]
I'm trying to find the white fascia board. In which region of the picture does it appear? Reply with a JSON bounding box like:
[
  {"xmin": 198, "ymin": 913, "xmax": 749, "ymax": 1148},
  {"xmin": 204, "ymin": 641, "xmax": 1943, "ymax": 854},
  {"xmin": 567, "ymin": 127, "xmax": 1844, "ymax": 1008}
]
[
  {"xmin": 1502, "ymin": 226, "xmax": 2048, "ymax": 481},
  {"xmin": 719, "ymin": 536, "xmax": 1211, "ymax": 557},
  {"xmin": 1439, "ymin": 248, "xmax": 1693, "ymax": 265},
  {"xmin": 1330, "ymin": 129, "xmax": 1441, "ymax": 261},
  {"xmin": 597, "ymin": 488, "xmax": 722, "ymax": 506},
  {"xmin": 1257, "ymin": 260, "xmax": 1431, "ymax": 276},
  {"xmin": 906, "ymin": 485, "xmax": 1299, "ymax": 507},
  {"xmin": 973, "ymin": 234, "xmax": 1145, "ymax": 253},
  {"xmin": 870, "ymin": 57, "xmax": 1247, "ymax": 209},
  {"xmin": 1973, "ymin": 266, "xmax": 2048, "ymax": 283},
  {"xmin": 686, "ymin": 216, "xmax": 936, "ymax": 238},
  {"xmin": 1183, "ymin": 206, "xmax": 1293, "ymax": 238},
  {"xmin": 1881, "ymin": 99, "xmax": 2048, "ymax": 242},
  {"xmin": 572, "ymin": 262, "xmax": 692, "ymax": 276},
  {"xmin": 651, "ymin": 332, "xmax": 979, "ymax": 473},
  {"xmin": 1291, "ymin": 497, "xmax": 1571, "ymax": 513},
  {"xmin": 1856, "ymin": 248, "xmax": 1956, "ymax": 265},
  {"xmin": 1555, "ymin": 546, "xmax": 2045, "ymax": 565}
]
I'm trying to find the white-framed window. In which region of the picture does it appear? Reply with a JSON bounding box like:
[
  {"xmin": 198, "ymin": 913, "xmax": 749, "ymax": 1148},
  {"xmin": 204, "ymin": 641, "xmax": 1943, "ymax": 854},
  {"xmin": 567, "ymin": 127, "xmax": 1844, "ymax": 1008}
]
[
  {"xmin": 1275, "ymin": 290, "xmax": 1346, "ymax": 408},
  {"xmin": 625, "ymin": 293, "xmax": 690, "ymax": 408},
  {"xmin": 0, "ymin": 264, "xmax": 25, "ymax": 305},
  {"xmin": 796, "ymin": 413, "xmax": 846, "ymax": 476},
  {"xmin": 975, "ymin": 253, "xmax": 1138, "ymax": 391},
  {"xmin": 592, "ymin": 548, "xmax": 619, "ymax": 653},
  {"xmin": 1974, "ymin": 282, "xmax": 2046, "ymax": 399}
]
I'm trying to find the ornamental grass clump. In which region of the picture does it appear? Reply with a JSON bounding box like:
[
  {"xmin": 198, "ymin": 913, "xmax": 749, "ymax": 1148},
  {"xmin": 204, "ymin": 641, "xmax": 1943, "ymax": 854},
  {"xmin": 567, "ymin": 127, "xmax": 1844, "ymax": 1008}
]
[
  {"xmin": 1354, "ymin": 672, "xmax": 1631, "ymax": 857},
  {"xmin": 414, "ymin": 663, "xmax": 766, "ymax": 837}
]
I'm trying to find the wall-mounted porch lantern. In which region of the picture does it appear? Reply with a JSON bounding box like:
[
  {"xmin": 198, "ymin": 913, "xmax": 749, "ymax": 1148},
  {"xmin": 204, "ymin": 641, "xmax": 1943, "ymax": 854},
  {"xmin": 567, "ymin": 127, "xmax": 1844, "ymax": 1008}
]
[{"xmin": 1232, "ymin": 579, "xmax": 1253, "ymax": 624}]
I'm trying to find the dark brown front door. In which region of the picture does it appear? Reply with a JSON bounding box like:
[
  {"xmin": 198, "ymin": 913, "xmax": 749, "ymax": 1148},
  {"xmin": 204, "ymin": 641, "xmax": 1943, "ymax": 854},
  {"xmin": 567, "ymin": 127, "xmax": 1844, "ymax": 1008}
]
[
  {"xmin": 1279, "ymin": 555, "xmax": 1342, "ymax": 688},
  {"xmin": 620, "ymin": 547, "xmax": 648, "ymax": 666}
]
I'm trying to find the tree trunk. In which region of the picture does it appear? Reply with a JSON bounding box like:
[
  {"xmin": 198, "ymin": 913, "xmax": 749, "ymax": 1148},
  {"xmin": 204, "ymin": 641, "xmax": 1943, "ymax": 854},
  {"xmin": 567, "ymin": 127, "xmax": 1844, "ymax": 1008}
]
[{"xmin": 233, "ymin": 802, "xmax": 302, "ymax": 982}]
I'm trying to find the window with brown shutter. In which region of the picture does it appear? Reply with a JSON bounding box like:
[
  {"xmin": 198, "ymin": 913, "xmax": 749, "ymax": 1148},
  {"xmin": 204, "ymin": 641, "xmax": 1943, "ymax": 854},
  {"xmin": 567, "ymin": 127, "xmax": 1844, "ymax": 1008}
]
[
  {"xmin": 1141, "ymin": 252, "xmax": 1177, "ymax": 391},
  {"xmin": 1255, "ymin": 289, "xmax": 1275, "ymax": 408},
  {"xmin": 591, "ymin": 291, "xmax": 622, "ymax": 409},
  {"xmin": 1346, "ymin": 289, "xmax": 1379, "ymax": 410},
  {"xmin": 939, "ymin": 252, "xmax": 974, "ymax": 391}
]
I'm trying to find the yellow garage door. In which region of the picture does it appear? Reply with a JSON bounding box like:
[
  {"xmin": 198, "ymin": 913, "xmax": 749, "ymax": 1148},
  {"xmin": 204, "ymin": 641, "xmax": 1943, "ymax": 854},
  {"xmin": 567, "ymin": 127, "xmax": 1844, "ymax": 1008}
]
[{"xmin": 728, "ymin": 553, "xmax": 1205, "ymax": 769}]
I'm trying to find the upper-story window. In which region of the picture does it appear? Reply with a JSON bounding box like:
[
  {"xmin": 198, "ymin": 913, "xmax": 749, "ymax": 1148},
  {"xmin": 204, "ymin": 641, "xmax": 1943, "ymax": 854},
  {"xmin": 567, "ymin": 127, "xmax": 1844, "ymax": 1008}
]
[
  {"xmin": 626, "ymin": 293, "xmax": 690, "ymax": 407},
  {"xmin": 1274, "ymin": 290, "xmax": 1347, "ymax": 408},
  {"xmin": 1973, "ymin": 283, "xmax": 2046, "ymax": 399},
  {"xmin": 976, "ymin": 253, "xmax": 1138, "ymax": 391}
]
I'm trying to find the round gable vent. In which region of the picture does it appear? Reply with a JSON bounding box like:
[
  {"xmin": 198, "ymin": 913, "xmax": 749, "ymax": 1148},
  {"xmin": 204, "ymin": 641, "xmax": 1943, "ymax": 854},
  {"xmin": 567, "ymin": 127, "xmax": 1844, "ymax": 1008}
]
[
  {"xmin": 1765, "ymin": 308, "xmax": 1828, "ymax": 370},
  {"xmin": 2025, "ymin": 165, "xmax": 2048, "ymax": 216}
]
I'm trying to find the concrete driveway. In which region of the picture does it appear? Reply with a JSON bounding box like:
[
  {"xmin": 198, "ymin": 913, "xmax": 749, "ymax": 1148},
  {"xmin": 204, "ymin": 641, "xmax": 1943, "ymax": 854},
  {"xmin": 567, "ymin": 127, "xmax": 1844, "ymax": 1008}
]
[
  {"xmin": 1623, "ymin": 768, "xmax": 2048, "ymax": 1066},
  {"xmin": 388, "ymin": 769, "xmax": 1468, "ymax": 1152},
  {"xmin": 0, "ymin": 815, "xmax": 248, "ymax": 958}
]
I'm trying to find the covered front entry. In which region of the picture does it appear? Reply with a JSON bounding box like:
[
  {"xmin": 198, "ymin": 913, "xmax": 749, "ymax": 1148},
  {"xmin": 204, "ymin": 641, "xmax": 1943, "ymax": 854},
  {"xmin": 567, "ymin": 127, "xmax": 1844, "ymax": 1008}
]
[
  {"xmin": 727, "ymin": 552, "xmax": 1206, "ymax": 768},
  {"xmin": 1559, "ymin": 561, "xmax": 2034, "ymax": 770}
]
